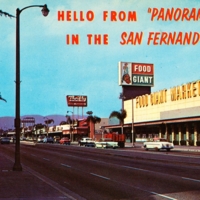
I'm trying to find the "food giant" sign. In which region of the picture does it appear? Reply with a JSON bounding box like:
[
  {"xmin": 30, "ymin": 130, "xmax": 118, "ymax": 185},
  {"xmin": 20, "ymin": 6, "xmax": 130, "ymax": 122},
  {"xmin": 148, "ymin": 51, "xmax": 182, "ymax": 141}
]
[{"xmin": 119, "ymin": 62, "xmax": 154, "ymax": 86}]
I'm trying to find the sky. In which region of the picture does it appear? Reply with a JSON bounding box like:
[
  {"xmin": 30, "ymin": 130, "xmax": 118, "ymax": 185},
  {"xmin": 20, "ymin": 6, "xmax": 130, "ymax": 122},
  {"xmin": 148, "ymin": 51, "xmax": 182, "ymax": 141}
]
[{"xmin": 0, "ymin": 0, "xmax": 199, "ymax": 119}]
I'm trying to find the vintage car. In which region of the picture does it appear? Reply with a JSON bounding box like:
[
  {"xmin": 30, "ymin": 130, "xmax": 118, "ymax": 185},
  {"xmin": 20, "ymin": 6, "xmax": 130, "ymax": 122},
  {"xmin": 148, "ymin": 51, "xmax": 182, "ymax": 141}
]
[
  {"xmin": 95, "ymin": 138, "xmax": 119, "ymax": 149},
  {"xmin": 143, "ymin": 138, "xmax": 174, "ymax": 151},
  {"xmin": 43, "ymin": 137, "xmax": 54, "ymax": 143},
  {"xmin": 59, "ymin": 137, "xmax": 71, "ymax": 145},
  {"xmin": 0, "ymin": 137, "xmax": 10, "ymax": 144},
  {"xmin": 79, "ymin": 137, "xmax": 95, "ymax": 147}
]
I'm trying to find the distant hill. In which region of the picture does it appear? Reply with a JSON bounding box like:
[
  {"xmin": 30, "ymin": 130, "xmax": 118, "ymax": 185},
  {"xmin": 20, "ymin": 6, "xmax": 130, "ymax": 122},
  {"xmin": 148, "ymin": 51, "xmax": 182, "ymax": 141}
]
[{"xmin": 0, "ymin": 114, "xmax": 84, "ymax": 130}]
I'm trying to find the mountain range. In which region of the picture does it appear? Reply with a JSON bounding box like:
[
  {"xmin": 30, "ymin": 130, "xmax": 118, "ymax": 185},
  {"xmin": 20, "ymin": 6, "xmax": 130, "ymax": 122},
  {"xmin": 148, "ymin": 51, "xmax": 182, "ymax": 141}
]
[{"xmin": 0, "ymin": 115, "xmax": 76, "ymax": 130}]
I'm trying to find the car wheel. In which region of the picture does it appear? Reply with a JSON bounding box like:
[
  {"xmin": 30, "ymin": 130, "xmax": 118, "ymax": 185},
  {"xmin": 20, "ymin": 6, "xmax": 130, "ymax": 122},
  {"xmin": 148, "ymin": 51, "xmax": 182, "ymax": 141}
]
[
  {"xmin": 144, "ymin": 145, "xmax": 148, "ymax": 151},
  {"xmin": 155, "ymin": 147, "xmax": 159, "ymax": 151}
]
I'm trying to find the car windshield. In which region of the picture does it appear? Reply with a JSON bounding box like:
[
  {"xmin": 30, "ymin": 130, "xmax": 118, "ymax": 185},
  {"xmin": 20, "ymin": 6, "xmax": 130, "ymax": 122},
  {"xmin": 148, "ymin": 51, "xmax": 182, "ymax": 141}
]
[{"xmin": 159, "ymin": 139, "xmax": 168, "ymax": 142}]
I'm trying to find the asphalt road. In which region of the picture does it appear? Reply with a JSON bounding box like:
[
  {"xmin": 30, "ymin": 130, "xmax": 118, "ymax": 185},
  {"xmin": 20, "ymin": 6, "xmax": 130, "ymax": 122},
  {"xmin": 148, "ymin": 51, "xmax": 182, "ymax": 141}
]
[{"xmin": 1, "ymin": 143, "xmax": 200, "ymax": 200}]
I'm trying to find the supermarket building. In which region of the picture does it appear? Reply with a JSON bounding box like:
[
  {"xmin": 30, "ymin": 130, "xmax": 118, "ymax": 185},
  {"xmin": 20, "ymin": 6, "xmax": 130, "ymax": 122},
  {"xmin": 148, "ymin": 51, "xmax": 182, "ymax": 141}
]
[{"xmin": 107, "ymin": 62, "xmax": 200, "ymax": 146}]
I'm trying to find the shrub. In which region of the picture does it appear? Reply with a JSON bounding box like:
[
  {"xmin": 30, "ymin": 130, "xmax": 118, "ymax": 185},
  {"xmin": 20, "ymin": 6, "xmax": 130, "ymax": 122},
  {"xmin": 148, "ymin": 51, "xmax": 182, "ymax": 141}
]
[
  {"xmin": 189, "ymin": 140, "xmax": 194, "ymax": 146},
  {"xmin": 173, "ymin": 140, "xmax": 179, "ymax": 145},
  {"xmin": 180, "ymin": 140, "xmax": 186, "ymax": 145},
  {"xmin": 196, "ymin": 141, "xmax": 200, "ymax": 146}
]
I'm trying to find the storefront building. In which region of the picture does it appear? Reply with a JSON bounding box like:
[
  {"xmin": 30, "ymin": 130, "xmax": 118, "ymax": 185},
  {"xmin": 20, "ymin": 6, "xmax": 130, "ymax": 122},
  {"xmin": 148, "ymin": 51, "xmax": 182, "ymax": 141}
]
[
  {"xmin": 105, "ymin": 62, "xmax": 200, "ymax": 146},
  {"xmin": 123, "ymin": 79, "xmax": 200, "ymax": 146}
]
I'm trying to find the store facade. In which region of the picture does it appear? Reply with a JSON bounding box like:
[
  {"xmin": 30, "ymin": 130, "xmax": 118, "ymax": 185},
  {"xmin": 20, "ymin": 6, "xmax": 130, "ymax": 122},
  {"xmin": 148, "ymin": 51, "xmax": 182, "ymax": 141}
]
[
  {"xmin": 106, "ymin": 62, "xmax": 200, "ymax": 146},
  {"xmin": 123, "ymin": 79, "xmax": 200, "ymax": 146}
]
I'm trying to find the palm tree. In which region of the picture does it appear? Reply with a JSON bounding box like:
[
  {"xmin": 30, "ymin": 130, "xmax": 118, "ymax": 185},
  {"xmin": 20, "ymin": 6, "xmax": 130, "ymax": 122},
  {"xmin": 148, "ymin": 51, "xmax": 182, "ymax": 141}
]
[
  {"xmin": 60, "ymin": 121, "xmax": 67, "ymax": 125},
  {"xmin": 109, "ymin": 109, "xmax": 127, "ymax": 134},
  {"xmin": 44, "ymin": 118, "xmax": 54, "ymax": 136},
  {"xmin": 65, "ymin": 115, "xmax": 72, "ymax": 124},
  {"xmin": 0, "ymin": 93, "xmax": 7, "ymax": 102},
  {"xmin": 34, "ymin": 123, "xmax": 46, "ymax": 142},
  {"xmin": 86, "ymin": 111, "xmax": 101, "ymax": 139}
]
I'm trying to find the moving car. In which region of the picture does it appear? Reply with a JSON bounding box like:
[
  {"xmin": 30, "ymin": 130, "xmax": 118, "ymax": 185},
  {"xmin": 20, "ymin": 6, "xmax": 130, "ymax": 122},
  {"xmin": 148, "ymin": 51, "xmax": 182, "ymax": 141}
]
[
  {"xmin": 59, "ymin": 137, "xmax": 71, "ymax": 145},
  {"xmin": 43, "ymin": 137, "xmax": 54, "ymax": 143},
  {"xmin": 95, "ymin": 138, "xmax": 119, "ymax": 149},
  {"xmin": 79, "ymin": 137, "xmax": 95, "ymax": 147},
  {"xmin": 143, "ymin": 138, "xmax": 174, "ymax": 151},
  {"xmin": 0, "ymin": 137, "xmax": 10, "ymax": 144}
]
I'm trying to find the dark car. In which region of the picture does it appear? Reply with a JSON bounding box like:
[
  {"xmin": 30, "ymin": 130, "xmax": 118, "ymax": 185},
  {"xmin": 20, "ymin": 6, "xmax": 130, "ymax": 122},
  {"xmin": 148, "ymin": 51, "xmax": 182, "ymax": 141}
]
[
  {"xmin": 0, "ymin": 137, "xmax": 10, "ymax": 144},
  {"xmin": 59, "ymin": 137, "xmax": 71, "ymax": 145},
  {"xmin": 43, "ymin": 137, "xmax": 54, "ymax": 143}
]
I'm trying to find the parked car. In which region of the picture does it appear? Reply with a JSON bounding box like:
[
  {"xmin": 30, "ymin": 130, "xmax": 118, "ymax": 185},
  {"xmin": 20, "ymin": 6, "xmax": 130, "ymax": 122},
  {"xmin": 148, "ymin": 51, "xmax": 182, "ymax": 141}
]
[
  {"xmin": 37, "ymin": 136, "xmax": 44, "ymax": 143},
  {"xmin": 54, "ymin": 136, "xmax": 61, "ymax": 143},
  {"xmin": 59, "ymin": 137, "xmax": 71, "ymax": 145},
  {"xmin": 143, "ymin": 138, "xmax": 174, "ymax": 151},
  {"xmin": 95, "ymin": 138, "xmax": 119, "ymax": 149},
  {"xmin": 20, "ymin": 136, "xmax": 26, "ymax": 141},
  {"xmin": 0, "ymin": 137, "xmax": 10, "ymax": 144},
  {"xmin": 43, "ymin": 137, "xmax": 54, "ymax": 143},
  {"xmin": 79, "ymin": 137, "xmax": 95, "ymax": 147}
]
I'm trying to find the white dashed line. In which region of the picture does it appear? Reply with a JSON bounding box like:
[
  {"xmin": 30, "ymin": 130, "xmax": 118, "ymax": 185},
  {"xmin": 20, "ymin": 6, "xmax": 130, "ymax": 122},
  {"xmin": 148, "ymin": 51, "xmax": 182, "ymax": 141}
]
[
  {"xmin": 61, "ymin": 163, "xmax": 71, "ymax": 168},
  {"xmin": 90, "ymin": 173, "xmax": 110, "ymax": 180},
  {"xmin": 182, "ymin": 177, "xmax": 200, "ymax": 183},
  {"xmin": 43, "ymin": 158, "xmax": 50, "ymax": 161}
]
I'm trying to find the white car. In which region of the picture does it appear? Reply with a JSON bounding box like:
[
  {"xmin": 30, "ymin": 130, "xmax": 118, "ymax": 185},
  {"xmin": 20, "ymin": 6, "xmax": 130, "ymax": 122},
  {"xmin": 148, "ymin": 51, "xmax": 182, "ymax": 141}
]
[
  {"xmin": 95, "ymin": 138, "xmax": 119, "ymax": 149},
  {"xmin": 143, "ymin": 138, "xmax": 174, "ymax": 151}
]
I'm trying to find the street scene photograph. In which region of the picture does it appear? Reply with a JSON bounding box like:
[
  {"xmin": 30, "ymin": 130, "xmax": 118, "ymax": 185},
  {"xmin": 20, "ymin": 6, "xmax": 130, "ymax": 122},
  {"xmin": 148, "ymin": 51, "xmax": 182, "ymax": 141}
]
[{"xmin": 0, "ymin": 0, "xmax": 200, "ymax": 199}]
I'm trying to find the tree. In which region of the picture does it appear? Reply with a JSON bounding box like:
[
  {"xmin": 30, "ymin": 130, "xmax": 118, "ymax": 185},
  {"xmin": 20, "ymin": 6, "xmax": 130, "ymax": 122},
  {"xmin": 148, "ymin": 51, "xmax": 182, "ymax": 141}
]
[
  {"xmin": 60, "ymin": 121, "xmax": 67, "ymax": 125},
  {"xmin": 0, "ymin": 10, "xmax": 15, "ymax": 18},
  {"xmin": 34, "ymin": 123, "xmax": 46, "ymax": 142},
  {"xmin": 109, "ymin": 109, "xmax": 127, "ymax": 134},
  {"xmin": 65, "ymin": 115, "xmax": 72, "ymax": 124},
  {"xmin": 86, "ymin": 111, "xmax": 101, "ymax": 139},
  {"xmin": 44, "ymin": 118, "xmax": 54, "ymax": 136},
  {"xmin": 0, "ymin": 93, "xmax": 7, "ymax": 102}
]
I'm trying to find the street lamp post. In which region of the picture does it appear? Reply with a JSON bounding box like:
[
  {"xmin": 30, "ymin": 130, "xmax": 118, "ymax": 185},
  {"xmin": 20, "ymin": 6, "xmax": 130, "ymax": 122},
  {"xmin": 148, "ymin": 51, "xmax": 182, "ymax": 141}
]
[
  {"xmin": 13, "ymin": 4, "xmax": 49, "ymax": 171},
  {"xmin": 131, "ymin": 98, "xmax": 134, "ymax": 147},
  {"xmin": 67, "ymin": 111, "xmax": 74, "ymax": 142}
]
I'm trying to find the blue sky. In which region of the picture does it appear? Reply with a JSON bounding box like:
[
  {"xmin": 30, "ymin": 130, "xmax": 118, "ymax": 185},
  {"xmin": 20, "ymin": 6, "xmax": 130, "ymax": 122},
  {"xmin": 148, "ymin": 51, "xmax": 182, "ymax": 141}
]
[{"xmin": 0, "ymin": 0, "xmax": 199, "ymax": 118}]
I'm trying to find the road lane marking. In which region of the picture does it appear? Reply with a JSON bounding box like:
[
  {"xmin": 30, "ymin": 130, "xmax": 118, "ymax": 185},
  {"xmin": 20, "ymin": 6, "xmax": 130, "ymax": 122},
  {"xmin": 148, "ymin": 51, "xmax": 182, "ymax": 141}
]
[
  {"xmin": 182, "ymin": 177, "xmax": 200, "ymax": 183},
  {"xmin": 90, "ymin": 173, "xmax": 110, "ymax": 180},
  {"xmin": 150, "ymin": 191, "xmax": 177, "ymax": 200},
  {"xmin": 61, "ymin": 163, "xmax": 71, "ymax": 168},
  {"xmin": 122, "ymin": 165, "xmax": 150, "ymax": 172},
  {"xmin": 43, "ymin": 158, "xmax": 50, "ymax": 161},
  {"xmin": 87, "ymin": 158, "xmax": 106, "ymax": 163}
]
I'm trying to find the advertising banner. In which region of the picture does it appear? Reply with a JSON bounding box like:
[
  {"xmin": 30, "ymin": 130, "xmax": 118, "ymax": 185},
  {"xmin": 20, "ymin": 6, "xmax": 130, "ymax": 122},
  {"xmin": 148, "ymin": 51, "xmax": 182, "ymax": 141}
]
[
  {"xmin": 66, "ymin": 95, "xmax": 87, "ymax": 107},
  {"xmin": 119, "ymin": 62, "xmax": 154, "ymax": 87}
]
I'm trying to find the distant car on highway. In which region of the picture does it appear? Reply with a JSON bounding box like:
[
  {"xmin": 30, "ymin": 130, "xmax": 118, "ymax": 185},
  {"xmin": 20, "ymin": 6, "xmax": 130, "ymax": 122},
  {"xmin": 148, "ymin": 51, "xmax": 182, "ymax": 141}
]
[
  {"xmin": 143, "ymin": 138, "xmax": 174, "ymax": 151},
  {"xmin": 0, "ymin": 137, "xmax": 10, "ymax": 144},
  {"xmin": 43, "ymin": 137, "xmax": 54, "ymax": 143},
  {"xmin": 59, "ymin": 137, "xmax": 71, "ymax": 145},
  {"xmin": 95, "ymin": 138, "xmax": 119, "ymax": 149}
]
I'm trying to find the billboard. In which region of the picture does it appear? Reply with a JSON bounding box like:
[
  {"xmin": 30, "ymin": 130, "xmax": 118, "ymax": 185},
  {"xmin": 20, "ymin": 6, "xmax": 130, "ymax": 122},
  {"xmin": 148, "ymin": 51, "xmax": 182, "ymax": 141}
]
[
  {"xmin": 119, "ymin": 62, "xmax": 154, "ymax": 87},
  {"xmin": 66, "ymin": 95, "xmax": 87, "ymax": 107}
]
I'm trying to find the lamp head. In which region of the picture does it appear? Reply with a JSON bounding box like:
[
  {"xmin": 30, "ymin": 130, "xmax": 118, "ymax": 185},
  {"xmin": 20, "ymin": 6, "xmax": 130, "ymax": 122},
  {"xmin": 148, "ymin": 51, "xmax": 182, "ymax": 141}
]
[{"xmin": 41, "ymin": 4, "xmax": 49, "ymax": 17}]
